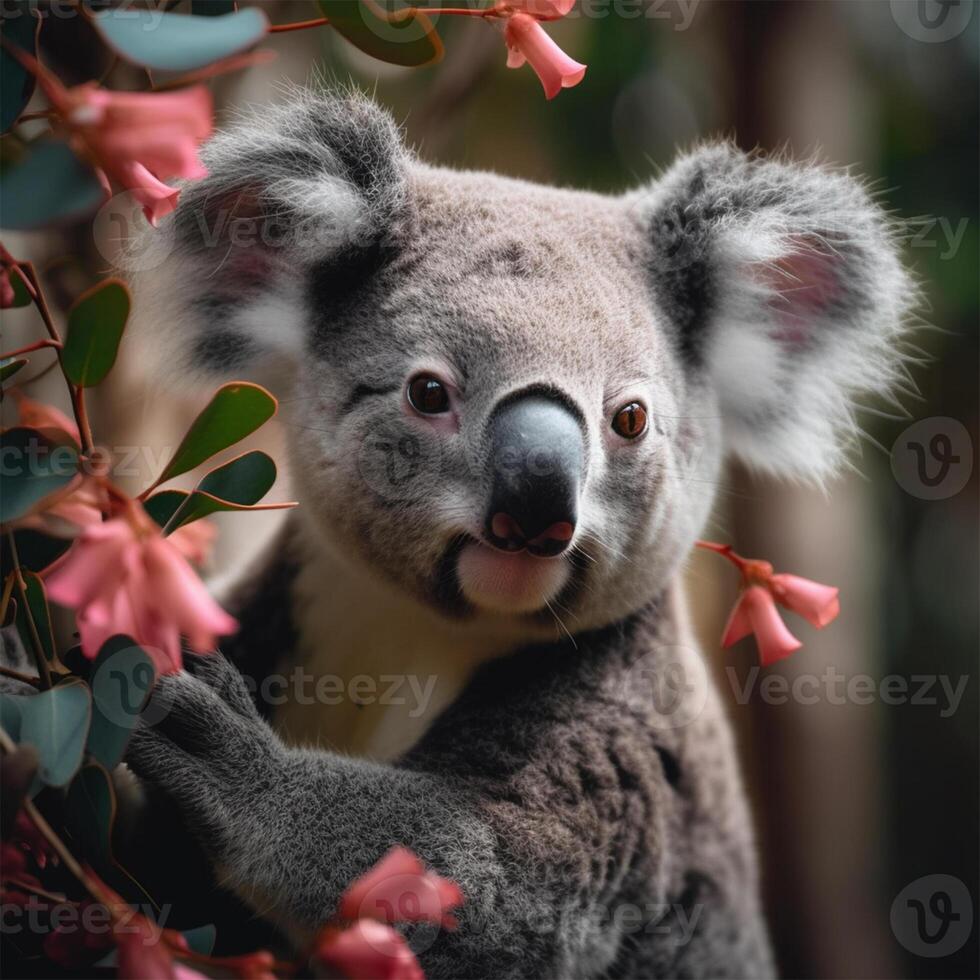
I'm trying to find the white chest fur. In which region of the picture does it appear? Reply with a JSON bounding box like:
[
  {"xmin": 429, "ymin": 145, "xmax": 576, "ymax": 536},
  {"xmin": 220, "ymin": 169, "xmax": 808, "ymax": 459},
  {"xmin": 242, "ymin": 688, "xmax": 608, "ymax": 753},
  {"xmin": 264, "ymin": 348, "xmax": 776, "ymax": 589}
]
[{"xmin": 276, "ymin": 536, "xmax": 536, "ymax": 761}]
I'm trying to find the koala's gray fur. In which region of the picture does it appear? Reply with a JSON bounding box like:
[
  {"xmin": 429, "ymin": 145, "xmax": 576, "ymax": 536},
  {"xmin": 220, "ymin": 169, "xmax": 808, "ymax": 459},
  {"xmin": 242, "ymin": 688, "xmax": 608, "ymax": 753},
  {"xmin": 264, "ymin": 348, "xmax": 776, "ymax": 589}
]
[{"xmin": 122, "ymin": 88, "xmax": 916, "ymax": 978}]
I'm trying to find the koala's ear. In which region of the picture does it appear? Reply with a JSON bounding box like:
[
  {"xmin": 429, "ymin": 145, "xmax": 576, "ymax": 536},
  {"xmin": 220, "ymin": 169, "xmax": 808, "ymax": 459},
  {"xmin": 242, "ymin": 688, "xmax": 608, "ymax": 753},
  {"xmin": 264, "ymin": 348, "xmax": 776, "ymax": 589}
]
[
  {"xmin": 125, "ymin": 89, "xmax": 410, "ymax": 389},
  {"xmin": 634, "ymin": 143, "xmax": 917, "ymax": 480}
]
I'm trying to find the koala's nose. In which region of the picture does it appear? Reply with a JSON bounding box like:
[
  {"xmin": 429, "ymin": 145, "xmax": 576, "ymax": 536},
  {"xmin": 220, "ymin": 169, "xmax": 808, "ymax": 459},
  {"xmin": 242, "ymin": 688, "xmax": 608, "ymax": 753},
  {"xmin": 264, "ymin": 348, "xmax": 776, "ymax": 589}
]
[{"xmin": 485, "ymin": 395, "xmax": 585, "ymax": 557}]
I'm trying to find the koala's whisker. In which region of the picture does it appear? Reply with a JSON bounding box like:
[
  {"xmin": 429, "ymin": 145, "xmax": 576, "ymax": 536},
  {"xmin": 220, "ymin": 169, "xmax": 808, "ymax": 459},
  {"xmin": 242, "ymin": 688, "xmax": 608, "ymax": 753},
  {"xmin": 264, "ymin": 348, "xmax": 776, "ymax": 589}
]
[
  {"xmin": 580, "ymin": 530, "xmax": 633, "ymax": 566},
  {"xmin": 545, "ymin": 600, "xmax": 578, "ymax": 649}
]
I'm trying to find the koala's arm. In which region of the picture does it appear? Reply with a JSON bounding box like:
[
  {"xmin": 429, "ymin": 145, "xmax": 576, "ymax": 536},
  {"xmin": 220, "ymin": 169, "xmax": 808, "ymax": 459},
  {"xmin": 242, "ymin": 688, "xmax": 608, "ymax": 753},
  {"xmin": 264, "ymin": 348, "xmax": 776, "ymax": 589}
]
[{"xmin": 125, "ymin": 650, "xmax": 695, "ymax": 979}]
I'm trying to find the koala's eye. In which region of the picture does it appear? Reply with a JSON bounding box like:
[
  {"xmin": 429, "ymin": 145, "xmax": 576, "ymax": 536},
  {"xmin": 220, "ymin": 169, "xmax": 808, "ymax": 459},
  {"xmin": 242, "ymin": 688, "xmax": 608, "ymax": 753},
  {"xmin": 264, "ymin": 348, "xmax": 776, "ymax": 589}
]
[
  {"xmin": 407, "ymin": 375, "xmax": 451, "ymax": 415},
  {"xmin": 612, "ymin": 401, "xmax": 648, "ymax": 439}
]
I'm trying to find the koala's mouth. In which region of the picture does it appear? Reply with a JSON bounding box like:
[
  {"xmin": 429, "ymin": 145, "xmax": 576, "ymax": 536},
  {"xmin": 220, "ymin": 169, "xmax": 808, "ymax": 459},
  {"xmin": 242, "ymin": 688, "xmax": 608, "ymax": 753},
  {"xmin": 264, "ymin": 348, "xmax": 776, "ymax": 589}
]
[{"xmin": 455, "ymin": 538, "xmax": 572, "ymax": 615}]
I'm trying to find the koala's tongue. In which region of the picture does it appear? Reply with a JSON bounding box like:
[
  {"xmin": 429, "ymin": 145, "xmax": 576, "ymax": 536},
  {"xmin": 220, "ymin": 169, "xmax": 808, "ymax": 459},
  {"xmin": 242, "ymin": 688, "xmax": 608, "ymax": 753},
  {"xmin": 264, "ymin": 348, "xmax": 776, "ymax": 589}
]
[{"xmin": 457, "ymin": 540, "xmax": 571, "ymax": 615}]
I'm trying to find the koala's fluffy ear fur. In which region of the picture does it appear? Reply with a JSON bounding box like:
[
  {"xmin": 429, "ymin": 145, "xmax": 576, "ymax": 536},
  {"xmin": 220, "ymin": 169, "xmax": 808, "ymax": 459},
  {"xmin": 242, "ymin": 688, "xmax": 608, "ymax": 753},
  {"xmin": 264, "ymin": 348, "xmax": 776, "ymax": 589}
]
[
  {"xmin": 125, "ymin": 89, "xmax": 409, "ymax": 390},
  {"xmin": 635, "ymin": 144, "xmax": 917, "ymax": 481}
]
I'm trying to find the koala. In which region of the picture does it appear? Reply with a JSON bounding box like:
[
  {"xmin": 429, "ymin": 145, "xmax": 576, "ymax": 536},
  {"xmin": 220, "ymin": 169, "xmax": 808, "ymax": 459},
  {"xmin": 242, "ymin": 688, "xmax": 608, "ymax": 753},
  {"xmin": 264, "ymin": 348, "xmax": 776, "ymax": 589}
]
[{"xmin": 121, "ymin": 88, "xmax": 914, "ymax": 978}]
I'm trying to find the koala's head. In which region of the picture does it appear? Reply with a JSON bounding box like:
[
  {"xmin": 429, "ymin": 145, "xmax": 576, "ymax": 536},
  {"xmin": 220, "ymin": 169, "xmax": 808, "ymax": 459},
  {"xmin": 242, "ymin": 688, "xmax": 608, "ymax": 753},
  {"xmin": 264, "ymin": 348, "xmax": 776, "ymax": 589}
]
[{"xmin": 128, "ymin": 90, "xmax": 914, "ymax": 639}]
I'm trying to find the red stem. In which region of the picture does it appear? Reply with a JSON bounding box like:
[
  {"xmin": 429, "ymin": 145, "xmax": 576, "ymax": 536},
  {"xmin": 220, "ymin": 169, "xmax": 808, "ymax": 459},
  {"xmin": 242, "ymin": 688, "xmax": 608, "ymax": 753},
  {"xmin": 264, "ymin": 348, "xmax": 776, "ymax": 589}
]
[
  {"xmin": 268, "ymin": 15, "xmax": 330, "ymax": 33},
  {"xmin": 694, "ymin": 539, "xmax": 746, "ymax": 570},
  {"xmin": 0, "ymin": 338, "xmax": 62, "ymax": 360},
  {"xmin": 267, "ymin": 4, "xmax": 501, "ymax": 33},
  {"xmin": 19, "ymin": 264, "xmax": 96, "ymax": 456}
]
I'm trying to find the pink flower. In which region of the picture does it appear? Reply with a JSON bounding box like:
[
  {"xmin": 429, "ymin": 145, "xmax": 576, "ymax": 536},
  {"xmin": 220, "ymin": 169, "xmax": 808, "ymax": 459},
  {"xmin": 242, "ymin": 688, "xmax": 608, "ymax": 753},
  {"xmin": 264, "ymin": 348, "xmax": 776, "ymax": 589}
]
[
  {"xmin": 117, "ymin": 161, "xmax": 181, "ymax": 227},
  {"xmin": 169, "ymin": 518, "xmax": 218, "ymax": 568},
  {"xmin": 315, "ymin": 920, "xmax": 424, "ymax": 980},
  {"xmin": 339, "ymin": 847, "xmax": 464, "ymax": 930},
  {"xmin": 44, "ymin": 505, "xmax": 237, "ymax": 674},
  {"xmin": 501, "ymin": 11, "xmax": 586, "ymax": 99},
  {"xmin": 43, "ymin": 901, "xmax": 116, "ymax": 968},
  {"xmin": 699, "ymin": 541, "xmax": 841, "ymax": 666},
  {"xmin": 41, "ymin": 79, "xmax": 212, "ymax": 225},
  {"xmin": 115, "ymin": 919, "xmax": 187, "ymax": 980},
  {"xmin": 722, "ymin": 586, "xmax": 802, "ymax": 667},
  {"xmin": 12, "ymin": 389, "xmax": 80, "ymax": 445},
  {"xmin": 501, "ymin": 0, "xmax": 576, "ymax": 16},
  {"xmin": 769, "ymin": 573, "xmax": 840, "ymax": 628}
]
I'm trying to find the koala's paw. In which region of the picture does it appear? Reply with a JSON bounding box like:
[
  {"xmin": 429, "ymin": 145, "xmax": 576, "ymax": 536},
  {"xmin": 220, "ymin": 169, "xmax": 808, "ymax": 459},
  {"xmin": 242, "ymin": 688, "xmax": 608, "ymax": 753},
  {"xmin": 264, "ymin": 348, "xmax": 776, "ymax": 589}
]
[{"xmin": 125, "ymin": 652, "xmax": 285, "ymax": 862}]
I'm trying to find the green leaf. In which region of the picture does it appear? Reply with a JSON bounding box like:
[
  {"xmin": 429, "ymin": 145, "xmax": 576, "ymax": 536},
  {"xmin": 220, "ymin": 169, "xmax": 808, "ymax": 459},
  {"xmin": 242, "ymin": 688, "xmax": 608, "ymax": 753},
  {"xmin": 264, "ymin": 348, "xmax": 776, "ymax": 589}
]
[
  {"xmin": 65, "ymin": 762, "xmax": 114, "ymax": 864},
  {"xmin": 0, "ymin": 529, "xmax": 72, "ymax": 579},
  {"xmin": 65, "ymin": 762, "xmax": 160, "ymax": 911},
  {"xmin": 1, "ymin": 4, "xmax": 39, "ymax": 133},
  {"xmin": 0, "ymin": 357, "xmax": 28, "ymax": 383},
  {"xmin": 0, "ymin": 691, "xmax": 21, "ymax": 739},
  {"xmin": 157, "ymin": 451, "xmax": 291, "ymax": 532},
  {"xmin": 92, "ymin": 6, "xmax": 268, "ymax": 72},
  {"xmin": 86, "ymin": 635, "xmax": 155, "ymax": 771},
  {"xmin": 182, "ymin": 924, "xmax": 217, "ymax": 956},
  {"xmin": 0, "ymin": 140, "xmax": 105, "ymax": 230},
  {"xmin": 152, "ymin": 383, "xmax": 277, "ymax": 487},
  {"xmin": 62, "ymin": 279, "xmax": 130, "ymax": 387},
  {"xmin": 0, "ymin": 427, "xmax": 79, "ymax": 525},
  {"xmin": 192, "ymin": 0, "xmax": 236, "ymax": 15},
  {"xmin": 142, "ymin": 489, "xmax": 186, "ymax": 529},
  {"xmin": 320, "ymin": 0, "xmax": 443, "ymax": 68},
  {"xmin": 14, "ymin": 569, "xmax": 55, "ymax": 663},
  {"xmin": 0, "ymin": 678, "xmax": 91, "ymax": 794}
]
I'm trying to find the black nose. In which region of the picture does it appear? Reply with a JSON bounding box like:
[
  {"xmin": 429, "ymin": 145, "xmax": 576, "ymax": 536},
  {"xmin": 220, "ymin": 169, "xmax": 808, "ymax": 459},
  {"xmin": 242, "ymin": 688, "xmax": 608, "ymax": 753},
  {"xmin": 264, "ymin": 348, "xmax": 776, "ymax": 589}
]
[{"xmin": 485, "ymin": 395, "xmax": 585, "ymax": 557}]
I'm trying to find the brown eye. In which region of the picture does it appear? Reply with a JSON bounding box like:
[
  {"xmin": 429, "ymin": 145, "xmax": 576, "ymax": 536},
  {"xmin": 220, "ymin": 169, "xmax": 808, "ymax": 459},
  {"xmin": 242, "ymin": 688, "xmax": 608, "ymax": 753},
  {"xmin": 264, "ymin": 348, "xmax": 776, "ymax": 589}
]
[
  {"xmin": 407, "ymin": 376, "xmax": 450, "ymax": 414},
  {"xmin": 612, "ymin": 401, "xmax": 648, "ymax": 439}
]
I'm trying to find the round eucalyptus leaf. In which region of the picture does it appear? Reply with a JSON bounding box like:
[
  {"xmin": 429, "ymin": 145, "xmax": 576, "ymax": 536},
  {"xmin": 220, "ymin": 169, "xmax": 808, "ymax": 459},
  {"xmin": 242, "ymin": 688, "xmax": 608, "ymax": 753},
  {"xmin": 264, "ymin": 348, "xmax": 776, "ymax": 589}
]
[
  {"xmin": 0, "ymin": 141, "xmax": 105, "ymax": 230},
  {"xmin": 91, "ymin": 6, "xmax": 268, "ymax": 72}
]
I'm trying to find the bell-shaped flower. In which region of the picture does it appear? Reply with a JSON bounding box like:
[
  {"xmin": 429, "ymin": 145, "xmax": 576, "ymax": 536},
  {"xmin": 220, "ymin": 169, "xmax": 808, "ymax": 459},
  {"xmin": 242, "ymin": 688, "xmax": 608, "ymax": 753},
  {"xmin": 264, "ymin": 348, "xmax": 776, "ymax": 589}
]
[
  {"xmin": 339, "ymin": 846, "xmax": 464, "ymax": 930},
  {"xmin": 315, "ymin": 919, "xmax": 424, "ymax": 980},
  {"xmin": 769, "ymin": 573, "xmax": 840, "ymax": 628},
  {"xmin": 502, "ymin": 11, "xmax": 586, "ymax": 99},
  {"xmin": 39, "ymin": 76, "xmax": 212, "ymax": 224},
  {"xmin": 45, "ymin": 504, "xmax": 237, "ymax": 674},
  {"xmin": 722, "ymin": 585, "xmax": 803, "ymax": 667},
  {"xmin": 700, "ymin": 540, "xmax": 840, "ymax": 666}
]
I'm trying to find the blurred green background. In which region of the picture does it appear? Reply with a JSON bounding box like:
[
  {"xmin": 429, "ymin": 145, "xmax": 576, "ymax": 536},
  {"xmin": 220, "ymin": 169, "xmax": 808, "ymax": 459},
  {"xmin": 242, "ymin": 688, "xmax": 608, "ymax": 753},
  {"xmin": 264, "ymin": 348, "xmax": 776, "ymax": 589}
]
[{"xmin": 14, "ymin": 2, "xmax": 979, "ymax": 977}]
